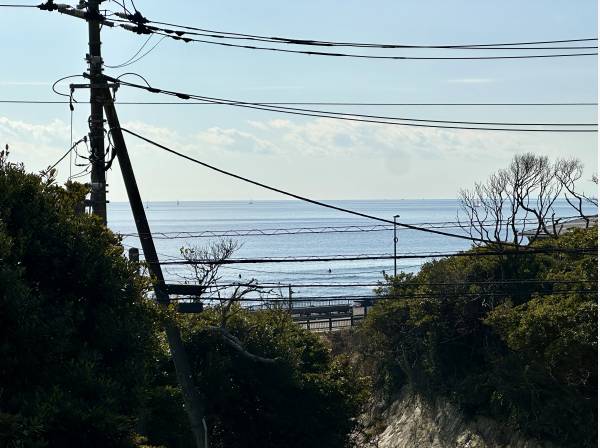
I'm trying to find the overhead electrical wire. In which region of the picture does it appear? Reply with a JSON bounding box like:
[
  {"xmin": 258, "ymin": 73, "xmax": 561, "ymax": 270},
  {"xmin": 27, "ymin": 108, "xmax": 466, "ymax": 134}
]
[
  {"xmin": 19, "ymin": 2, "xmax": 600, "ymax": 61},
  {"xmin": 167, "ymin": 279, "xmax": 597, "ymax": 289},
  {"xmin": 110, "ymin": 0, "xmax": 132, "ymax": 15},
  {"xmin": 119, "ymin": 27, "xmax": 598, "ymax": 61},
  {"xmin": 218, "ymin": 265, "xmax": 414, "ymax": 277},
  {"xmin": 125, "ymin": 21, "xmax": 599, "ymax": 51},
  {"xmin": 42, "ymin": 136, "xmax": 87, "ymax": 175},
  {"xmin": 1, "ymin": 100, "xmax": 597, "ymax": 107},
  {"xmin": 113, "ymin": 125, "xmax": 598, "ymax": 248},
  {"xmin": 112, "ymin": 11, "xmax": 598, "ymax": 57},
  {"xmin": 105, "ymin": 34, "xmax": 154, "ymax": 68},
  {"xmin": 120, "ymin": 216, "xmax": 581, "ymax": 239},
  {"xmin": 168, "ymin": 289, "xmax": 598, "ymax": 303},
  {"xmin": 106, "ymin": 35, "xmax": 167, "ymax": 68},
  {"xmin": 52, "ymin": 74, "xmax": 84, "ymax": 98},
  {"xmin": 25, "ymin": 3, "xmax": 598, "ymax": 61},
  {"xmin": 132, "ymin": 17, "xmax": 598, "ymax": 51},
  {"xmin": 97, "ymin": 75, "xmax": 598, "ymax": 132},
  {"xmin": 157, "ymin": 247, "xmax": 598, "ymax": 265}
]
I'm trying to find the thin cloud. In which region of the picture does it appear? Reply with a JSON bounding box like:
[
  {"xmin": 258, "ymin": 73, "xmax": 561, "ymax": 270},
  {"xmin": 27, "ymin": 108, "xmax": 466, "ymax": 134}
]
[
  {"xmin": 196, "ymin": 127, "xmax": 276, "ymax": 154},
  {"xmin": 446, "ymin": 78, "xmax": 496, "ymax": 84},
  {"xmin": 0, "ymin": 81, "xmax": 53, "ymax": 86}
]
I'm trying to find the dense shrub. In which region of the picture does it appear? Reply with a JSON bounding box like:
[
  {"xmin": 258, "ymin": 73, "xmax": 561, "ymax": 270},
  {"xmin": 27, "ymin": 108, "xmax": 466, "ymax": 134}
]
[
  {"xmin": 359, "ymin": 227, "xmax": 597, "ymax": 447},
  {"xmin": 141, "ymin": 307, "xmax": 366, "ymax": 448},
  {"xmin": 0, "ymin": 158, "xmax": 159, "ymax": 447}
]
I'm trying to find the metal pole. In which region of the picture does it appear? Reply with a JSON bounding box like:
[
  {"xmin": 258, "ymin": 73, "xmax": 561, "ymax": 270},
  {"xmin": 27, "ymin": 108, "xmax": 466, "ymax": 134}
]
[
  {"xmin": 393, "ymin": 214, "xmax": 399, "ymax": 277},
  {"xmin": 87, "ymin": 0, "xmax": 107, "ymax": 224}
]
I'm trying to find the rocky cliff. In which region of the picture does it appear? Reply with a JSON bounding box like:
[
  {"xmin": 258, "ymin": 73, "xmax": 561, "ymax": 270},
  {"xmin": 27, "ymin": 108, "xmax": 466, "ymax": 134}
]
[{"xmin": 356, "ymin": 390, "xmax": 554, "ymax": 448}]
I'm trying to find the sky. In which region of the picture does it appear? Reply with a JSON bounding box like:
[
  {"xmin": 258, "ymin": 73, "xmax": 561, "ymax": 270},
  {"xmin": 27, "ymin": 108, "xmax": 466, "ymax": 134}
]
[{"xmin": 0, "ymin": 0, "xmax": 597, "ymax": 201}]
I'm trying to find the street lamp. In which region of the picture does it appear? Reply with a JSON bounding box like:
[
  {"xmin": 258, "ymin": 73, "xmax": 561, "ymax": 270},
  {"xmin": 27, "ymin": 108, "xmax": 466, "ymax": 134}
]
[{"xmin": 393, "ymin": 214, "xmax": 399, "ymax": 277}]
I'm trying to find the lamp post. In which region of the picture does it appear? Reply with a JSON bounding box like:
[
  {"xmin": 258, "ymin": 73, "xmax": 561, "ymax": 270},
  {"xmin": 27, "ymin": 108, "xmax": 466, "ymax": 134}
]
[{"xmin": 393, "ymin": 214, "xmax": 399, "ymax": 277}]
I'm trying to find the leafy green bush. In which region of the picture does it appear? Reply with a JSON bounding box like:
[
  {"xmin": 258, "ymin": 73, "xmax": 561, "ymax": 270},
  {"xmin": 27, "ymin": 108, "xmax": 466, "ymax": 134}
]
[
  {"xmin": 0, "ymin": 158, "xmax": 160, "ymax": 447},
  {"xmin": 359, "ymin": 227, "xmax": 597, "ymax": 447},
  {"xmin": 141, "ymin": 307, "xmax": 367, "ymax": 448}
]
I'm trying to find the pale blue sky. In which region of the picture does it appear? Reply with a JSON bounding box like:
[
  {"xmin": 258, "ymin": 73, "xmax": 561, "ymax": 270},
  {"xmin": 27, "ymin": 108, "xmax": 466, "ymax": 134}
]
[{"xmin": 0, "ymin": 0, "xmax": 597, "ymax": 200}]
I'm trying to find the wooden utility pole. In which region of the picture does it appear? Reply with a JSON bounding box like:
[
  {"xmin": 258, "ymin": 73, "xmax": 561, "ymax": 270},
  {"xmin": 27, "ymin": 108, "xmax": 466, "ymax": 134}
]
[{"xmin": 87, "ymin": 0, "xmax": 107, "ymax": 224}]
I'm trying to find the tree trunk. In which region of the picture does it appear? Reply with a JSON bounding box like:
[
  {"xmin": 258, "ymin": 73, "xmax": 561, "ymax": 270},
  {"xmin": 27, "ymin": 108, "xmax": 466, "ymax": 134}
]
[{"xmin": 164, "ymin": 319, "xmax": 208, "ymax": 448}]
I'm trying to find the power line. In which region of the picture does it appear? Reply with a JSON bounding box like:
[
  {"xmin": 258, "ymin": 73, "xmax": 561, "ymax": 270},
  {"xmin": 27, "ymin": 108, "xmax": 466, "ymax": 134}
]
[
  {"xmin": 119, "ymin": 26, "xmax": 598, "ymax": 61},
  {"xmin": 158, "ymin": 247, "xmax": 598, "ymax": 265},
  {"xmin": 1, "ymin": 100, "xmax": 597, "ymax": 106},
  {"xmin": 106, "ymin": 35, "xmax": 167, "ymax": 68},
  {"xmin": 99, "ymin": 75, "xmax": 598, "ymax": 132},
  {"xmin": 109, "ymin": 0, "xmax": 133, "ymax": 16},
  {"xmin": 167, "ymin": 279, "xmax": 597, "ymax": 289},
  {"xmin": 114, "ymin": 13, "xmax": 597, "ymax": 51},
  {"xmin": 105, "ymin": 34, "xmax": 153, "ymax": 68},
  {"xmin": 120, "ymin": 216, "xmax": 580, "ymax": 239},
  {"xmin": 42, "ymin": 137, "xmax": 87, "ymax": 175},
  {"xmin": 115, "ymin": 126, "xmax": 598, "ymax": 248},
  {"xmin": 133, "ymin": 22, "xmax": 599, "ymax": 51},
  {"xmin": 169, "ymin": 289, "xmax": 598, "ymax": 303},
  {"xmin": 218, "ymin": 265, "xmax": 410, "ymax": 277},
  {"xmin": 289, "ymin": 289, "xmax": 598, "ymax": 300},
  {"xmin": 151, "ymin": 23, "xmax": 600, "ymax": 50}
]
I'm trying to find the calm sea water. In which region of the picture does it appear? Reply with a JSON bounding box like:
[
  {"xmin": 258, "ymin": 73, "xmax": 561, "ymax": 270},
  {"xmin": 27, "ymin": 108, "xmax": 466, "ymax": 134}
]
[{"xmin": 107, "ymin": 199, "xmax": 591, "ymax": 301}]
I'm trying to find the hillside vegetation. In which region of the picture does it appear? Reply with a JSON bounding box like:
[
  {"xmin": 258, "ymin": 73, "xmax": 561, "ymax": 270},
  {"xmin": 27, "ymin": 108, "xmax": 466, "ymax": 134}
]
[
  {"xmin": 0, "ymin": 156, "xmax": 365, "ymax": 448},
  {"xmin": 357, "ymin": 226, "xmax": 597, "ymax": 447}
]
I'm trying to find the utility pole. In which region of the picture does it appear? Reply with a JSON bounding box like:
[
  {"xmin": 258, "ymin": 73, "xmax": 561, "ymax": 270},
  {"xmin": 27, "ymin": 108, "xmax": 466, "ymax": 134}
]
[
  {"xmin": 43, "ymin": 3, "xmax": 206, "ymax": 447},
  {"xmin": 393, "ymin": 214, "xmax": 399, "ymax": 277},
  {"xmin": 102, "ymin": 91, "xmax": 208, "ymax": 448},
  {"xmin": 87, "ymin": 0, "xmax": 107, "ymax": 224}
]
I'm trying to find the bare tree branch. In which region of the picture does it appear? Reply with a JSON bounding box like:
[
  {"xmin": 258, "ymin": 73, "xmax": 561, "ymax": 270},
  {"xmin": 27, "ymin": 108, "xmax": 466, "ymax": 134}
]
[
  {"xmin": 205, "ymin": 326, "xmax": 278, "ymax": 364},
  {"xmin": 459, "ymin": 153, "xmax": 595, "ymax": 246},
  {"xmin": 180, "ymin": 238, "xmax": 279, "ymax": 365}
]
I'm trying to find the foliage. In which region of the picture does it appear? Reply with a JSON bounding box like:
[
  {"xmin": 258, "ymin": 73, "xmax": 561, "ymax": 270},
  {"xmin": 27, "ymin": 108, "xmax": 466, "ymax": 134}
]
[
  {"xmin": 359, "ymin": 227, "xmax": 597, "ymax": 447},
  {"xmin": 0, "ymin": 157, "xmax": 160, "ymax": 447},
  {"xmin": 141, "ymin": 307, "xmax": 367, "ymax": 448}
]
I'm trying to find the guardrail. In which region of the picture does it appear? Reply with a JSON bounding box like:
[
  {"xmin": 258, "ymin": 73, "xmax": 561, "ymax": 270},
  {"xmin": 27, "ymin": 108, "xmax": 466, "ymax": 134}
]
[{"xmin": 296, "ymin": 314, "xmax": 364, "ymax": 332}]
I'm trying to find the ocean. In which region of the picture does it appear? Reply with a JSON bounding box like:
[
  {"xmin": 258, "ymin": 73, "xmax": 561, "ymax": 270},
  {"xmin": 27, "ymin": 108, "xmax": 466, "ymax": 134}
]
[{"xmin": 107, "ymin": 199, "xmax": 592, "ymax": 302}]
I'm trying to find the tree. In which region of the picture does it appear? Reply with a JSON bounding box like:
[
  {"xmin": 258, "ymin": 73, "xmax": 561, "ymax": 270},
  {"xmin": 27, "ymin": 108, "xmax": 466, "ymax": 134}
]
[
  {"xmin": 359, "ymin": 225, "xmax": 597, "ymax": 447},
  {"xmin": 138, "ymin": 240, "xmax": 366, "ymax": 448},
  {"xmin": 459, "ymin": 153, "xmax": 597, "ymax": 245},
  {"xmin": 178, "ymin": 239, "xmax": 277, "ymax": 364},
  {"xmin": 554, "ymin": 158, "xmax": 598, "ymax": 226},
  {"xmin": 358, "ymin": 156, "xmax": 597, "ymax": 446},
  {"xmin": 141, "ymin": 307, "xmax": 366, "ymax": 448},
  {"xmin": 0, "ymin": 154, "xmax": 160, "ymax": 446}
]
